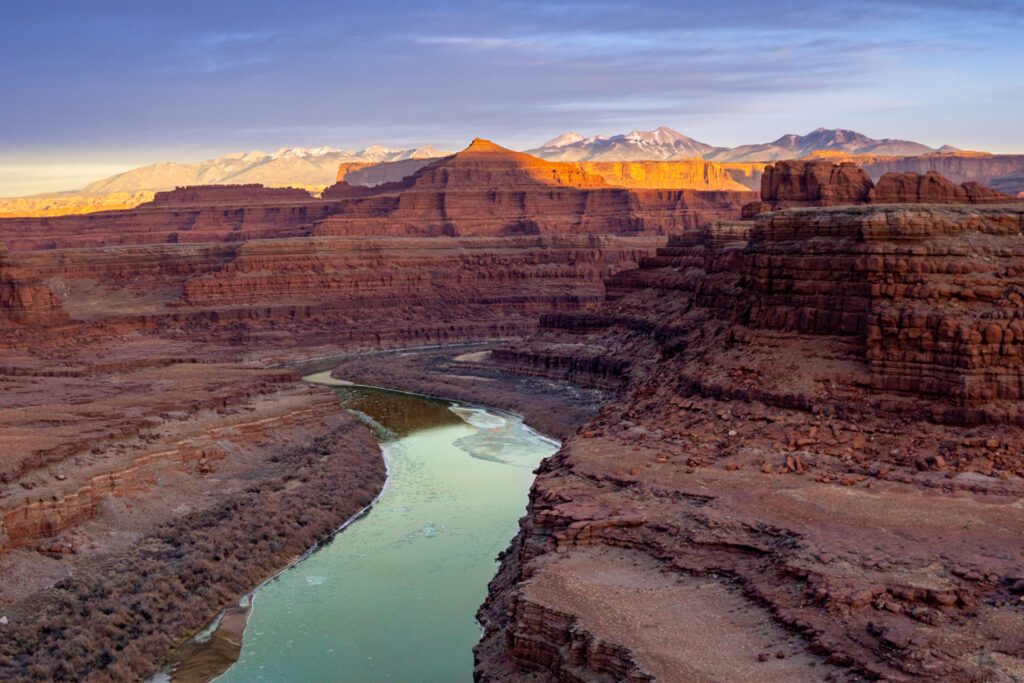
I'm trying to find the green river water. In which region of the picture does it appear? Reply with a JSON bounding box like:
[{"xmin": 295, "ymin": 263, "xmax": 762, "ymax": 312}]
[{"xmin": 209, "ymin": 378, "xmax": 558, "ymax": 682}]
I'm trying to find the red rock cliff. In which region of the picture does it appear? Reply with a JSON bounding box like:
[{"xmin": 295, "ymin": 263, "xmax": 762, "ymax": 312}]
[
  {"xmin": 0, "ymin": 144, "xmax": 755, "ymax": 250},
  {"xmin": 0, "ymin": 243, "xmax": 67, "ymax": 325},
  {"xmin": 316, "ymin": 139, "xmax": 755, "ymax": 237},
  {"xmin": 478, "ymin": 203, "xmax": 1024, "ymax": 683},
  {"xmin": 750, "ymin": 160, "xmax": 1017, "ymax": 214}
]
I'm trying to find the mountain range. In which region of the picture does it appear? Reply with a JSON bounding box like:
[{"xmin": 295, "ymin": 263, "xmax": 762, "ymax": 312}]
[
  {"xmin": 81, "ymin": 145, "xmax": 448, "ymax": 193},
  {"xmin": 3, "ymin": 128, "xmax": 977, "ymax": 202},
  {"xmin": 528, "ymin": 126, "xmax": 955, "ymax": 162}
]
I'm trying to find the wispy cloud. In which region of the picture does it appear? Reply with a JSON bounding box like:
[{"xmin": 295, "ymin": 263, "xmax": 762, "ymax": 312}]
[{"xmin": 0, "ymin": 0, "xmax": 1021, "ymax": 191}]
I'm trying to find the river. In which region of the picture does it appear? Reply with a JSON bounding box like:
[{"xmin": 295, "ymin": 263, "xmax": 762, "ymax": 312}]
[{"xmin": 184, "ymin": 373, "xmax": 558, "ymax": 682}]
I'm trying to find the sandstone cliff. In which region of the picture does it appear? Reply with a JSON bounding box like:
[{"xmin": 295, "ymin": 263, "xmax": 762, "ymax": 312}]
[
  {"xmin": 337, "ymin": 158, "xmax": 440, "ymax": 186},
  {"xmin": 149, "ymin": 184, "xmax": 314, "ymax": 204},
  {"xmin": 991, "ymin": 169, "xmax": 1024, "ymax": 197},
  {"xmin": 315, "ymin": 139, "xmax": 756, "ymax": 238},
  {"xmin": 339, "ymin": 153, "xmax": 761, "ymax": 192},
  {"xmin": 0, "ymin": 145, "xmax": 755, "ymax": 250},
  {"xmin": 806, "ymin": 150, "xmax": 1024, "ymax": 187},
  {"xmin": 749, "ymin": 160, "xmax": 1017, "ymax": 213},
  {"xmin": 478, "ymin": 204, "xmax": 1024, "ymax": 682},
  {"xmin": 0, "ymin": 244, "xmax": 67, "ymax": 325}
]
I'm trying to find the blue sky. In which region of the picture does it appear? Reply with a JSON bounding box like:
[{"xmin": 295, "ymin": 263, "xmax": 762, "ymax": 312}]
[{"xmin": 1, "ymin": 0, "xmax": 1022, "ymax": 194}]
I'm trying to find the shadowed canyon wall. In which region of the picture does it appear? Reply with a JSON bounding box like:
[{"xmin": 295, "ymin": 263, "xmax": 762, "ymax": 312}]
[{"xmin": 477, "ymin": 202, "xmax": 1024, "ymax": 683}]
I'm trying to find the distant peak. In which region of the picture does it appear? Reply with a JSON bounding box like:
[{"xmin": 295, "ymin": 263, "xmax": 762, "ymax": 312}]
[
  {"xmin": 463, "ymin": 138, "xmax": 508, "ymax": 153},
  {"xmin": 542, "ymin": 131, "xmax": 586, "ymax": 148},
  {"xmin": 624, "ymin": 126, "xmax": 692, "ymax": 145}
]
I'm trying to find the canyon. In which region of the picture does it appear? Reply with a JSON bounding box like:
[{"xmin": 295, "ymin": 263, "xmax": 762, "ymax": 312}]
[
  {"xmin": 473, "ymin": 196, "xmax": 1024, "ymax": 682},
  {"xmin": 0, "ymin": 139, "xmax": 728, "ymax": 680},
  {"xmin": 1, "ymin": 148, "xmax": 1023, "ymax": 682}
]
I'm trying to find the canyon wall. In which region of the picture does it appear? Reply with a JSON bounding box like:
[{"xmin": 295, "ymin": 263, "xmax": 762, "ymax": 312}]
[
  {"xmin": 316, "ymin": 140, "xmax": 755, "ymax": 237},
  {"xmin": 0, "ymin": 244, "xmax": 67, "ymax": 325},
  {"xmin": 0, "ymin": 143, "xmax": 755, "ymax": 250},
  {"xmin": 337, "ymin": 158, "xmax": 440, "ymax": 186},
  {"xmin": 0, "ymin": 234, "xmax": 663, "ymax": 356},
  {"xmin": 846, "ymin": 152, "xmax": 1024, "ymax": 186},
  {"xmin": 338, "ymin": 153, "xmax": 762, "ymax": 192},
  {"xmin": 545, "ymin": 160, "xmax": 754, "ymax": 192},
  {"xmin": 804, "ymin": 150, "xmax": 1024, "ymax": 195},
  {"xmin": 478, "ymin": 203, "xmax": 1024, "ymax": 683},
  {"xmin": 149, "ymin": 184, "xmax": 313, "ymax": 204},
  {"xmin": 0, "ymin": 198, "xmax": 341, "ymax": 250},
  {"xmin": 991, "ymin": 169, "xmax": 1024, "ymax": 197},
  {"xmin": 749, "ymin": 160, "xmax": 1018, "ymax": 213}
]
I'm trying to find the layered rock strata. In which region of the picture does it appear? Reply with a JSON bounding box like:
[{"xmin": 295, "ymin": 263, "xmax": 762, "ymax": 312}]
[
  {"xmin": 0, "ymin": 142, "xmax": 755, "ymax": 251},
  {"xmin": 0, "ymin": 233, "xmax": 662, "ymax": 360},
  {"xmin": 0, "ymin": 243, "xmax": 67, "ymax": 325},
  {"xmin": 749, "ymin": 161, "xmax": 1017, "ymax": 214},
  {"xmin": 520, "ymin": 160, "xmax": 753, "ymax": 192},
  {"xmin": 0, "ymin": 195, "xmax": 340, "ymax": 250},
  {"xmin": 477, "ymin": 204, "xmax": 1024, "ymax": 682},
  {"xmin": 991, "ymin": 169, "xmax": 1024, "ymax": 197},
  {"xmin": 336, "ymin": 158, "xmax": 440, "ymax": 186},
  {"xmin": 0, "ymin": 374, "xmax": 384, "ymax": 682},
  {"xmin": 0, "ymin": 139, "xmax": 697, "ymax": 680},
  {"xmin": 317, "ymin": 140, "xmax": 754, "ymax": 238},
  {"xmin": 806, "ymin": 151, "xmax": 1024, "ymax": 187},
  {"xmin": 150, "ymin": 184, "xmax": 313, "ymax": 204}
]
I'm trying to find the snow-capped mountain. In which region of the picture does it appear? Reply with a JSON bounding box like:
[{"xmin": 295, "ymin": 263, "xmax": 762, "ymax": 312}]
[
  {"xmin": 706, "ymin": 128, "xmax": 936, "ymax": 162},
  {"xmin": 81, "ymin": 145, "xmax": 448, "ymax": 193},
  {"xmin": 540, "ymin": 132, "xmax": 589, "ymax": 148},
  {"xmin": 47, "ymin": 127, "xmax": 953, "ymax": 197},
  {"xmin": 530, "ymin": 127, "xmax": 942, "ymax": 162},
  {"xmin": 529, "ymin": 126, "xmax": 721, "ymax": 161}
]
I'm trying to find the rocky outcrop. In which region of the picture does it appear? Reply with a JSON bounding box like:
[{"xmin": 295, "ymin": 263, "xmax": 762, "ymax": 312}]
[
  {"xmin": 751, "ymin": 161, "xmax": 1019, "ymax": 213},
  {"xmin": 149, "ymin": 184, "xmax": 313, "ymax": 204},
  {"xmin": 759, "ymin": 160, "xmax": 874, "ymax": 208},
  {"xmin": 0, "ymin": 199, "xmax": 339, "ymax": 250},
  {"xmin": 315, "ymin": 140, "xmax": 755, "ymax": 238},
  {"xmin": 869, "ymin": 171, "xmax": 1009, "ymax": 204},
  {"xmin": 0, "ymin": 380, "xmax": 385, "ymax": 682},
  {"xmin": 340, "ymin": 156, "xmax": 765, "ymax": 192},
  {"xmin": 478, "ymin": 203, "xmax": 1024, "ymax": 683},
  {"xmin": 745, "ymin": 205, "xmax": 1024, "ymax": 423},
  {"xmin": 0, "ymin": 244, "xmax": 67, "ymax": 325},
  {"xmin": 0, "ymin": 280, "xmax": 66, "ymax": 325},
  {"xmin": 0, "ymin": 390, "xmax": 340, "ymax": 557}
]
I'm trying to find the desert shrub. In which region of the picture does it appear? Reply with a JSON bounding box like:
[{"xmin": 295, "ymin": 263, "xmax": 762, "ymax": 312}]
[{"xmin": 0, "ymin": 420, "xmax": 384, "ymax": 682}]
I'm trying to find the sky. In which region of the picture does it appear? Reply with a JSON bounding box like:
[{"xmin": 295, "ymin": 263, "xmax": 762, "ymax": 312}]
[{"xmin": 1, "ymin": 0, "xmax": 1023, "ymax": 195}]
